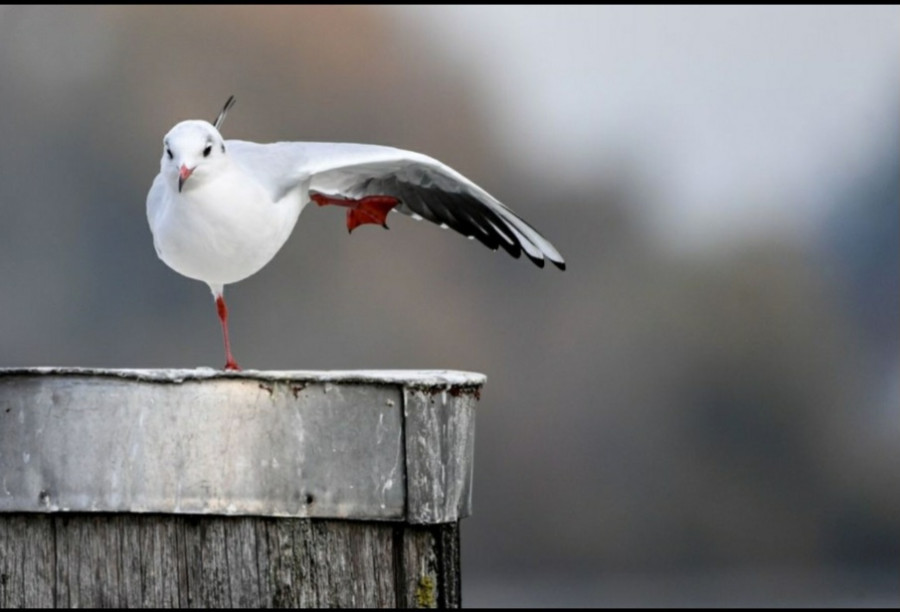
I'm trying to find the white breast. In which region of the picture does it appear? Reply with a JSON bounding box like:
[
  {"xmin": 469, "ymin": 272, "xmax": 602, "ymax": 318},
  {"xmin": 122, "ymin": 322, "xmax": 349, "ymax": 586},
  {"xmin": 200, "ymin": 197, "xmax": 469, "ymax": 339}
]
[{"xmin": 148, "ymin": 163, "xmax": 303, "ymax": 287}]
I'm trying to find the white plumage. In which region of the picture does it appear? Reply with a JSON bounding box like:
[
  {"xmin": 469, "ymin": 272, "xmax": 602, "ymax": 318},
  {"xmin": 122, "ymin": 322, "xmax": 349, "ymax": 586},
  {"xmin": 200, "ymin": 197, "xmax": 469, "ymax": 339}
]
[{"xmin": 147, "ymin": 97, "xmax": 565, "ymax": 369}]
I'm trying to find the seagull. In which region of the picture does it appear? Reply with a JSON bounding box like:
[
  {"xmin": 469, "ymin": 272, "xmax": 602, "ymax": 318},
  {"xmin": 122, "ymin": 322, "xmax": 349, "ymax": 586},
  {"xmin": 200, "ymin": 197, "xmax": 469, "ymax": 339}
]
[{"xmin": 147, "ymin": 96, "xmax": 566, "ymax": 370}]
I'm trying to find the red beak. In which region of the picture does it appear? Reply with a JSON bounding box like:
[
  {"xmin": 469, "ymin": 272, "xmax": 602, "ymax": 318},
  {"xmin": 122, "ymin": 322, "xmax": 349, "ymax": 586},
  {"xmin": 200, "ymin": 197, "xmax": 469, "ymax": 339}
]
[{"xmin": 178, "ymin": 165, "xmax": 194, "ymax": 192}]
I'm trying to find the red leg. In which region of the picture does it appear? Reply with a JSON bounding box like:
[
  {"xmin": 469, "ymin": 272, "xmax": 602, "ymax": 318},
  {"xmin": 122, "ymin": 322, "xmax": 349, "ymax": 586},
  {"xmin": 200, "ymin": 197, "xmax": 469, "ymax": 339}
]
[
  {"xmin": 311, "ymin": 193, "xmax": 400, "ymax": 232},
  {"xmin": 215, "ymin": 295, "xmax": 240, "ymax": 371}
]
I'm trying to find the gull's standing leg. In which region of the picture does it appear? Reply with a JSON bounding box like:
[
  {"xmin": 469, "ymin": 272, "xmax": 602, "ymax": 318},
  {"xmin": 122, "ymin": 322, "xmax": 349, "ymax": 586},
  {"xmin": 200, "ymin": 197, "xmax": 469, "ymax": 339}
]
[{"xmin": 212, "ymin": 289, "xmax": 240, "ymax": 371}]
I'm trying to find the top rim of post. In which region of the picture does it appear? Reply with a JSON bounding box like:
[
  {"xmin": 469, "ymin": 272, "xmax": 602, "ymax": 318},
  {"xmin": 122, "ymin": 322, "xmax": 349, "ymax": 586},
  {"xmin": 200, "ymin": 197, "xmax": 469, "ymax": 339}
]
[{"xmin": 0, "ymin": 367, "xmax": 487, "ymax": 387}]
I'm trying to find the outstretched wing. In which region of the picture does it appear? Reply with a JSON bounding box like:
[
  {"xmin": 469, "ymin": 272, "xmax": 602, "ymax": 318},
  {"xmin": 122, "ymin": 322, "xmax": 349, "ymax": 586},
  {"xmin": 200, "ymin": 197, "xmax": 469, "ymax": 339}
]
[{"xmin": 228, "ymin": 140, "xmax": 566, "ymax": 270}]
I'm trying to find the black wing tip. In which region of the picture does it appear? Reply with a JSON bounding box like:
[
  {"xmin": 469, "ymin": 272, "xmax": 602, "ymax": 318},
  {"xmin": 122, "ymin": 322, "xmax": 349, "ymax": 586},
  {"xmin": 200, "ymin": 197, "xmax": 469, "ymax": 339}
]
[
  {"xmin": 213, "ymin": 95, "xmax": 236, "ymax": 130},
  {"xmin": 526, "ymin": 252, "xmax": 567, "ymax": 271}
]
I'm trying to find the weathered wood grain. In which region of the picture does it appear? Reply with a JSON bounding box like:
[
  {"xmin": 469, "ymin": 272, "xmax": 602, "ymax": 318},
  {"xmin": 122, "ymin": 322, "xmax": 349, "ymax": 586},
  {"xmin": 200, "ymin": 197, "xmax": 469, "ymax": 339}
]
[{"xmin": 0, "ymin": 514, "xmax": 460, "ymax": 608}]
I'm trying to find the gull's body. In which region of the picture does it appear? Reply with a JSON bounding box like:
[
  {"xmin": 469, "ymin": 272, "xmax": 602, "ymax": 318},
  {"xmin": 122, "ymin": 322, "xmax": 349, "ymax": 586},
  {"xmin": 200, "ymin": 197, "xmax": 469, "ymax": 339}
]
[
  {"xmin": 148, "ymin": 128, "xmax": 307, "ymax": 289},
  {"xmin": 147, "ymin": 98, "xmax": 565, "ymax": 369}
]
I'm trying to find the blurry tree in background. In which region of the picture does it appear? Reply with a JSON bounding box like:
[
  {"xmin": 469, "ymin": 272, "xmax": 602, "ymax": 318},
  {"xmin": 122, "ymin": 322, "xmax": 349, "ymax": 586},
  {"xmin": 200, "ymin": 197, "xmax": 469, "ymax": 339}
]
[{"xmin": 0, "ymin": 5, "xmax": 895, "ymax": 606}]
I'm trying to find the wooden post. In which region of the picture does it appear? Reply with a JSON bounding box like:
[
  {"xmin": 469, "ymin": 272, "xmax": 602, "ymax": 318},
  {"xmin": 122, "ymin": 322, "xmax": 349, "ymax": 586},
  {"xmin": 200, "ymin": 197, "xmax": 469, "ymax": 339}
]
[{"xmin": 0, "ymin": 368, "xmax": 482, "ymax": 608}]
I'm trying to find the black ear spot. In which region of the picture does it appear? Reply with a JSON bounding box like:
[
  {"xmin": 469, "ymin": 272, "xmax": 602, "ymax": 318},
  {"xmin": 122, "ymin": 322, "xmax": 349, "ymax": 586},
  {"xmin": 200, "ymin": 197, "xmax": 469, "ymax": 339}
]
[{"xmin": 221, "ymin": 144, "xmax": 226, "ymax": 153}]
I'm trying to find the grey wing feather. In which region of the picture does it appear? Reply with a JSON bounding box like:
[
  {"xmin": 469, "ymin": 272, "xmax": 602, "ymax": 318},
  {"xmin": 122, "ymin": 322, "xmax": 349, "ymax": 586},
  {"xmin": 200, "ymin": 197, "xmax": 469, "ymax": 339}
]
[{"xmin": 229, "ymin": 140, "xmax": 566, "ymax": 270}]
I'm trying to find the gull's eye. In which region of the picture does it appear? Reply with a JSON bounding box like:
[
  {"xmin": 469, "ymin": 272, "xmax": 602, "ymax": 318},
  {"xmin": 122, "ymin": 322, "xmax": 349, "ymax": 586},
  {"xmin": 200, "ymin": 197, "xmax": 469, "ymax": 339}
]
[
  {"xmin": 166, "ymin": 148, "xmax": 173, "ymax": 160},
  {"xmin": 203, "ymin": 144, "xmax": 212, "ymax": 158}
]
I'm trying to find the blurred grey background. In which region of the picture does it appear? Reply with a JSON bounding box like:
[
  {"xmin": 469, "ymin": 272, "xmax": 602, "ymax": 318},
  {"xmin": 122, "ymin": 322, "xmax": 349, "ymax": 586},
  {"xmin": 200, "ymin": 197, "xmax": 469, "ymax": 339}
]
[{"xmin": 0, "ymin": 6, "xmax": 896, "ymax": 607}]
